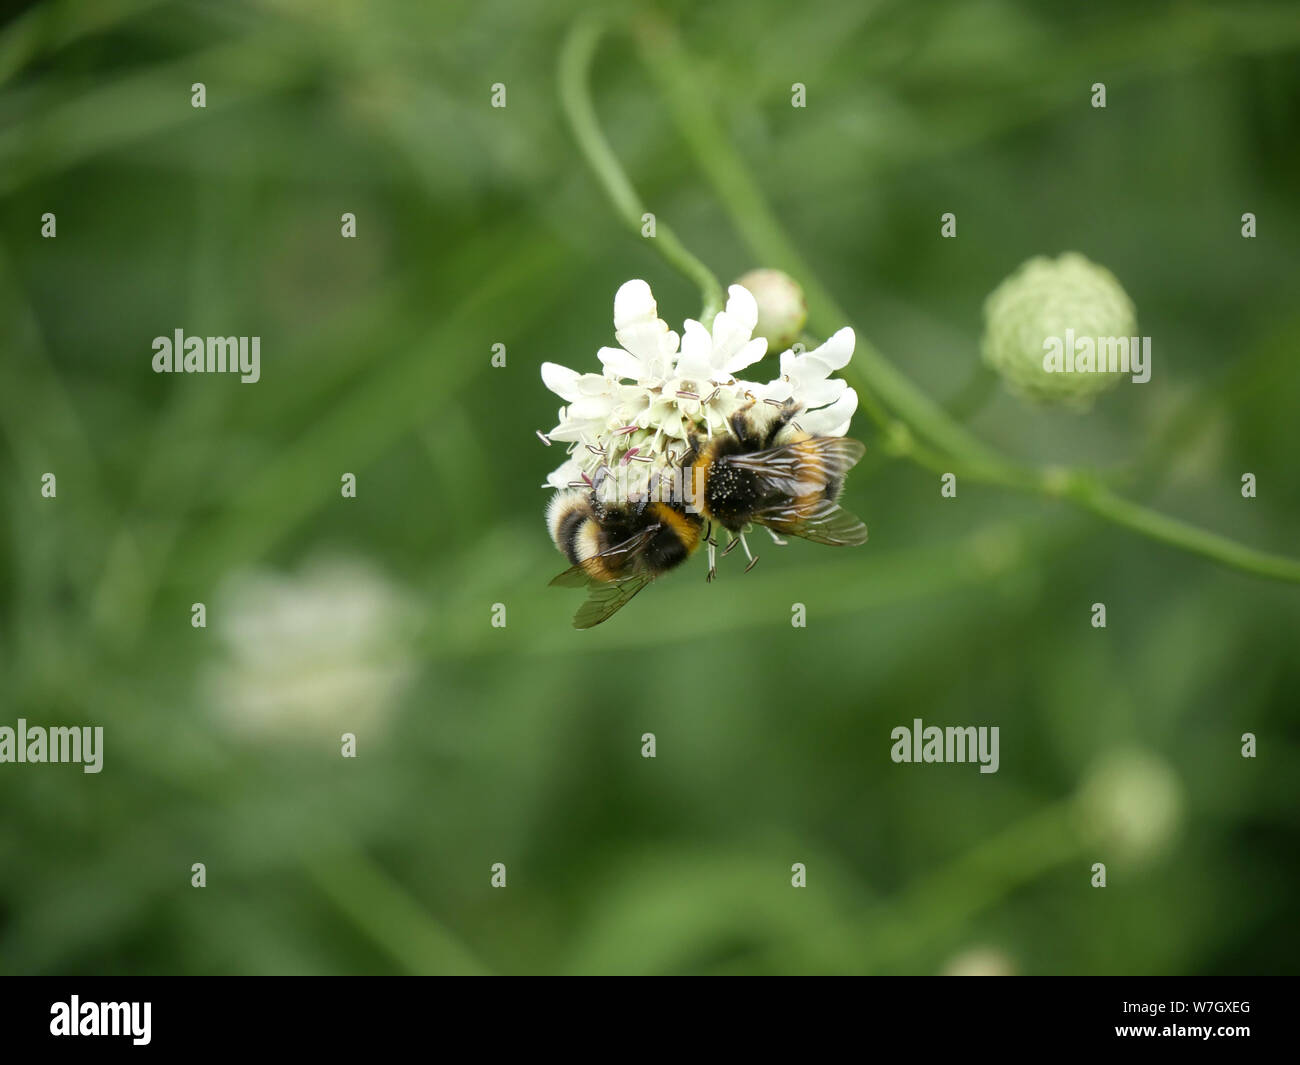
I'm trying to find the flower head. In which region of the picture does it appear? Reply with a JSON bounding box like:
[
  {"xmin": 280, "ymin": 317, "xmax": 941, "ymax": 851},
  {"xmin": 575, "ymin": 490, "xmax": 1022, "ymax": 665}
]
[
  {"xmin": 540, "ymin": 278, "xmax": 859, "ymax": 499},
  {"xmin": 981, "ymin": 252, "xmax": 1137, "ymax": 408}
]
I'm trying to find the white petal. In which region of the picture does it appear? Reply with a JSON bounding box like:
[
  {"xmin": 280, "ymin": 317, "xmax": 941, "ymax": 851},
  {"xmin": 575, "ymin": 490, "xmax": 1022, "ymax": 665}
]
[
  {"xmin": 597, "ymin": 345, "xmax": 643, "ymax": 380},
  {"xmin": 722, "ymin": 336, "xmax": 768, "ymax": 375},
  {"xmin": 757, "ymin": 377, "xmax": 794, "ymax": 402},
  {"xmin": 676, "ymin": 319, "xmax": 714, "ymax": 380},
  {"xmin": 723, "ymin": 284, "xmax": 758, "ymax": 332},
  {"xmin": 707, "ymin": 309, "xmax": 751, "ymax": 365},
  {"xmin": 805, "ymin": 327, "xmax": 855, "ymax": 372},
  {"xmin": 797, "ymin": 376, "xmax": 846, "ymax": 409},
  {"xmin": 576, "ymin": 373, "xmax": 614, "ymax": 396},
  {"xmin": 567, "ymin": 396, "xmax": 612, "ymax": 420},
  {"xmin": 613, "ymin": 279, "xmax": 657, "ymax": 331},
  {"xmin": 540, "ymin": 362, "xmax": 581, "ymax": 402},
  {"xmin": 544, "ymin": 459, "xmax": 584, "ymax": 489},
  {"xmin": 547, "ymin": 423, "xmax": 589, "ymax": 442},
  {"xmin": 615, "ymin": 321, "xmax": 679, "ymax": 373},
  {"xmin": 799, "ymin": 388, "xmax": 858, "ymax": 436}
]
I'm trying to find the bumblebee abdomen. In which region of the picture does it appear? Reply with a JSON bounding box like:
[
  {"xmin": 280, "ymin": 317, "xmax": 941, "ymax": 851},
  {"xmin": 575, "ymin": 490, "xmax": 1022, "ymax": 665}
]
[
  {"xmin": 547, "ymin": 491, "xmax": 599, "ymax": 566},
  {"xmin": 643, "ymin": 502, "xmax": 703, "ymax": 572}
]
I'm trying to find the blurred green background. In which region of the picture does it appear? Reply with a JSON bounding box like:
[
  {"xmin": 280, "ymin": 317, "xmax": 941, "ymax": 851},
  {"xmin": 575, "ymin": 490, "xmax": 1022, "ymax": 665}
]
[{"xmin": 1, "ymin": 0, "xmax": 1298, "ymax": 975}]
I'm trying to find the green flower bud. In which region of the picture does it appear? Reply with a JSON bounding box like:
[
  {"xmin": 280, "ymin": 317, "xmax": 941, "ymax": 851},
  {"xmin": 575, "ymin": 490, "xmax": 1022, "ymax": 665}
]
[
  {"xmin": 1076, "ymin": 749, "xmax": 1182, "ymax": 864},
  {"xmin": 734, "ymin": 268, "xmax": 807, "ymax": 352},
  {"xmin": 981, "ymin": 252, "xmax": 1137, "ymax": 408}
]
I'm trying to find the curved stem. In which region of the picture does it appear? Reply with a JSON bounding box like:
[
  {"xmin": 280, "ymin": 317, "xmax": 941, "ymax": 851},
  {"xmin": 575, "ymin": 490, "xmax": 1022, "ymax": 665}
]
[
  {"xmin": 627, "ymin": 20, "xmax": 1300, "ymax": 585},
  {"xmin": 559, "ymin": 18, "xmax": 724, "ymax": 322},
  {"xmin": 1066, "ymin": 479, "xmax": 1300, "ymax": 582}
]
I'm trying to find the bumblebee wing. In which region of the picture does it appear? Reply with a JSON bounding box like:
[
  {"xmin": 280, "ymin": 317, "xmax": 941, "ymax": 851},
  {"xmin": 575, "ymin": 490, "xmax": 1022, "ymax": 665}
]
[
  {"xmin": 750, "ymin": 494, "xmax": 868, "ymax": 546},
  {"xmin": 548, "ymin": 524, "xmax": 662, "ymax": 628},
  {"xmin": 723, "ymin": 436, "xmax": 866, "ymax": 497},
  {"xmin": 722, "ymin": 436, "xmax": 867, "ymax": 545},
  {"xmin": 570, "ymin": 571, "xmax": 654, "ymax": 629}
]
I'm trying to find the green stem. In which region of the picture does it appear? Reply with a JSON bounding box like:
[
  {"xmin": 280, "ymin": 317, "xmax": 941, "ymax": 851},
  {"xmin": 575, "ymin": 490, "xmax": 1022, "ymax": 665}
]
[
  {"xmin": 558, "ymin": 18, "xmax": 724, "ymax": 322},
  {"xmin": 1066, "ymin": 479, "xmax": 1300, "ymax": 583},
  {"xmin": 623, "ymin": 20, "xmax": 1300, "ymax": 585}
]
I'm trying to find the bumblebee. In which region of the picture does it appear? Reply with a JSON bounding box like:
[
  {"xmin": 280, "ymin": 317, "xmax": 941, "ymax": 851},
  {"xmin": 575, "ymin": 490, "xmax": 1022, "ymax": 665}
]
[
  {"xmin": 685, "ymin": 396, "xmax": 868, "ymax": 579},
  {"xmin": 547, "ymin": 492, "xmax": 704, "ymax": 628},
  {"xmin": 547, "ymin": 398, "xmax": 867, "ymax": 628}
]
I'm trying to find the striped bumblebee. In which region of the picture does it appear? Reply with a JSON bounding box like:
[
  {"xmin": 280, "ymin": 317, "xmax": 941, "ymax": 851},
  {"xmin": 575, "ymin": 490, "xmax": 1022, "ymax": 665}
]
[{"xmin": 548, "ymin": 398, "xmax": 867, "ymax": 628}]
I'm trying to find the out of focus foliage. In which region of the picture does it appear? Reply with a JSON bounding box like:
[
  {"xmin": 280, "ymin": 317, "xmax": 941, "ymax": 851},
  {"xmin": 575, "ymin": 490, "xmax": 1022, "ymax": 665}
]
[{"xmin": 0, "ymin": 0, "xmax": 1297, "ymax": 974}]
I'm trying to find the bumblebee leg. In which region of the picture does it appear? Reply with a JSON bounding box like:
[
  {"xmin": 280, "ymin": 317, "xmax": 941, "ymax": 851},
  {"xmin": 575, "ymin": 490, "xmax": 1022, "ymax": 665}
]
[
  {"xmin": 739, "ymin": 532, "xmax": 759, "ymax": 573},
  {"xmin": 705, "ymin": 522, "xmax": 717, "ymax": 582},
  {"xmin": 765, "ymin": 528, "xmax": 788, "ymax": 546}
]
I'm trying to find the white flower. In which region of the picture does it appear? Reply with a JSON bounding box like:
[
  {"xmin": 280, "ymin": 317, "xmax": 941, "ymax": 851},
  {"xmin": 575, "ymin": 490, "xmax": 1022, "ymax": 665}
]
[
  {"xmin": 596, "ymin": 279, "xmax": 680, "ymax": 382},
  {"xmin": 754, "ymin": 327, "xmax": 860, "ymax": 437},
  {"xmin": 675, "ymin": 285, "xmax": 768, "ymax": 384},
  {"xmin": 539, "ymin": 278, "xmax": 860, "ymax": 496},
  {"xmin": 203, "ymin": 558, "xmax": 420, "ymax": 743},
  {"xmin": 538, "ymin": 362, "xmax": 622, "ymax": 444}
]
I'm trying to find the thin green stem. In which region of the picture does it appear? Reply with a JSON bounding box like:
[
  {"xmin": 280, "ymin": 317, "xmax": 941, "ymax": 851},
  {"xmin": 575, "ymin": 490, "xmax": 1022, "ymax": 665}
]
[
  {"xmin": 1066, "ymin": 479, "xmax": 1300, "ymax": 583},
  {"xmin": 559, "ymin": 18, "xmax": 724, "ymax": 322}
]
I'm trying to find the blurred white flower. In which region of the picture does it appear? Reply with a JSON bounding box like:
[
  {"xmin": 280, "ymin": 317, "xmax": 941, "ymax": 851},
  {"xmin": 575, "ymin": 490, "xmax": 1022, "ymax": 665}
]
[
  {"xmin": 539, "ymin": 278, "xmax": 859, "ymax": 497},
  {"xmin": 204, "ymin": 557, "xmax": 420, "ymax": 743},
  {"xmin": 942, "ymin": 946, "xmax": 1016, "ymax": 976},
  {"xmin": 1077, "ymin": 749, "xmax": 1183, "ymax": 863}
]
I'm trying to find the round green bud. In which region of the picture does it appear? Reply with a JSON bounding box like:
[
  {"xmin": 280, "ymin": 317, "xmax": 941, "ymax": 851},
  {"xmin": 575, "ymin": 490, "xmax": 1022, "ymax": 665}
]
[
  {"xmin": 734, "ymin": 268, "xmax": 807, "ymax": 353},
  {"xmin": 981, "ymin": 252, "xmax": 1137, "ymax": 408}
]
